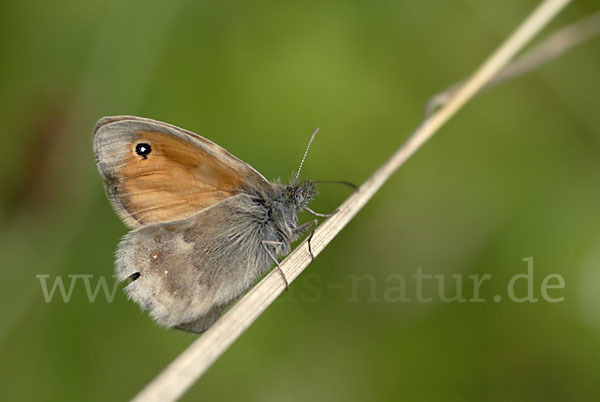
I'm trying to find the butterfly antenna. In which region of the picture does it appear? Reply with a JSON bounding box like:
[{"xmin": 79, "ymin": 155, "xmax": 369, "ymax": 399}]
[{"xmin": 295, "ymin": 128, "xmax": 319, "ymax": 181}]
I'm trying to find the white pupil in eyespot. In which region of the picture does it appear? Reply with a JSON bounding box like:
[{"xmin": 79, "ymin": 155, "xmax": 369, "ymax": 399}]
[{"xmin": 136, "ymin": 143, "xmax": 151, "ymax": 157}]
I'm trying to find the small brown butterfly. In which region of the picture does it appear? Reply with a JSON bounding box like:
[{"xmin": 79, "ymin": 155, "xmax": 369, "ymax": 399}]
[{"xmin": 93, "ymin": 116, "xmax": 322, "ymax": 333}]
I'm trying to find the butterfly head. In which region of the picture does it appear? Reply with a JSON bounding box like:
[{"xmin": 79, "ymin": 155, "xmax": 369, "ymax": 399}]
[{"xmin": 286, "ymin": 178, "xmax": 316, "ymax": 210}]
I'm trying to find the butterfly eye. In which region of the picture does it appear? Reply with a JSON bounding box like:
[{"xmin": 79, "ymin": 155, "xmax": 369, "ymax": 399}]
[{"xmin": 135, "ymin": 143, "xmax": 152, "ymax": 159}]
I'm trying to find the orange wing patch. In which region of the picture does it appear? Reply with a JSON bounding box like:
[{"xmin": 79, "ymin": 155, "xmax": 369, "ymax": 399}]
[{"xmin": 114, "ymin": 130, "xmax": 247, "ymax": 225}]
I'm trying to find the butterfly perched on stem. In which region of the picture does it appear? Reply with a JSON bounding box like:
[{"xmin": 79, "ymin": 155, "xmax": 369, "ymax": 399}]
[{"xmin": 93, "ymin": 116, "xmax": 321, "ymax": 333}]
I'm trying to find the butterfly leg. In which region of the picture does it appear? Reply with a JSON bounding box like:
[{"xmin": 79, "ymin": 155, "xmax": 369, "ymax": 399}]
[
  {"xmin": 303, "ymin": 206, "xmax": 338, "ymax": 218},
  {"xmin": 294, "ymin": 219, "xmax": 319, "ymax": 262},
  {"xmin": 262, "ymin": 240, "xmax": 289, "ymax": 290}
]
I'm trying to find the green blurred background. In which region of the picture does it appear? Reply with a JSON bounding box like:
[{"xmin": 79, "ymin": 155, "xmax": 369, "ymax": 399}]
[{"xmin": 1, "ymin": 0, "xmax": 599, "ymax": 401}]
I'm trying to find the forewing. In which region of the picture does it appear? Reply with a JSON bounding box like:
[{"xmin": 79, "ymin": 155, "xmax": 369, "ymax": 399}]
[{"xmin": 93, "ymin": 115, "xmax": 271, "ymax": 228}]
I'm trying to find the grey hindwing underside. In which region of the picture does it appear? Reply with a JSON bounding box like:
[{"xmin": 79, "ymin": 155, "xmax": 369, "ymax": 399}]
[{"xmin": 115, "ymin": 193, "xmax": 295, "ymax": 332}]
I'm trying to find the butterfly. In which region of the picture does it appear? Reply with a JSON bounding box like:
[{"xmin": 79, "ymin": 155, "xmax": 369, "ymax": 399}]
[{"xmin": 93, "ymin": 116, "xmax": 323, "ymax": 333}]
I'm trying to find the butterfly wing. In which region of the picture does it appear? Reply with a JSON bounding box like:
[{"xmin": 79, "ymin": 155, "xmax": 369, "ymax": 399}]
[
  {"xmin": 93, "ymin": 116, "xmax": 272, "ymax": 228},
  {"xmin": 116, "ymin": 194, "xmax": 274, "ymax": 333}
]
